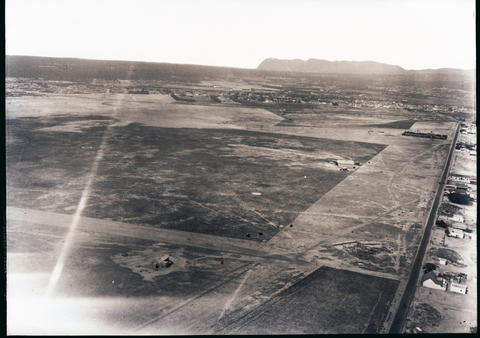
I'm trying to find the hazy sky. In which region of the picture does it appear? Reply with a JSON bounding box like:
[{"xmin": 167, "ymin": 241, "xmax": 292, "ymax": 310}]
[{"xmin": 6, "ymin": 0, "xmax": 476, "ymax": 70}]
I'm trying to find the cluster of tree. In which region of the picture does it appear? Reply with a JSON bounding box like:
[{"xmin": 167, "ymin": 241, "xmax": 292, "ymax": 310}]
[
  {"xmin": 436, "ymin": 219, "xmax": 448, "ymax": 228},
  {"xmin": 448, "ymin": 192, "xmax": 473, "ymax": 205},
  {"xmin": 423, "ymin": 262, "xmax": 438, "ymax": 273}
]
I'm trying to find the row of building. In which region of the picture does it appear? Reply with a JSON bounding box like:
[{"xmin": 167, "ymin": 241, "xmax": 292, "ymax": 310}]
[
  {"xmin": 420, "ymin": 127, "xmax": 476, "ymax": 296},
  {"xmin": 421, "ymin": 271, "xmax": 468, "ymax": 294}
]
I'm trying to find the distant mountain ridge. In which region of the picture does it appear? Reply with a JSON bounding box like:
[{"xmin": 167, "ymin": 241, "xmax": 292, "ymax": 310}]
[
  {"xmin": 5, "ymin": 55, "xmax": 473, "ymax": 83},
  {"xmin": 257, "ymin": 58, "xmax": 470, "ymax": 75}
]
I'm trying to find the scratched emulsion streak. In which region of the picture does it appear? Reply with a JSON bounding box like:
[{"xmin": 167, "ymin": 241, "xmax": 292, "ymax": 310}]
[
  {"xmin": 45, "ymin": 102, "xmax": 124, "ymax": 296},
  {"xmin": 218, "ymin": 269, "xmax": 252, "ymax": 321}
]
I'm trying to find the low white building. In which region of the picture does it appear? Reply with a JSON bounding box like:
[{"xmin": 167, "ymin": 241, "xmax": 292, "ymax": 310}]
[
  {"xmin": 438, "ymin": 257, "xmax": 448, "ymax": 265},
  {"xmin": 448, "ymin": 227, "xmax": 465, "ymax": 239},
  {"xmin": 421, "ymin": 271, "xmax": 447, "ymax": 291},
  {"xmin": 449, "ymin": 282, "xmax": 468, "ymax": 294}
]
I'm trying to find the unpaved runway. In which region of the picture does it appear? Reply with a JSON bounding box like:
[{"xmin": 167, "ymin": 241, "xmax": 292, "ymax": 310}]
[{"xmin": 7, "ymin": 206, "xmax": 300, "ymax": 264}]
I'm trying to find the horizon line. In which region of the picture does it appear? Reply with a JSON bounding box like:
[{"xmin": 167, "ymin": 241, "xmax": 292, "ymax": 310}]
[{"xmin": 6, "ymin": 54, "xmax": 474, "ymax": 72}]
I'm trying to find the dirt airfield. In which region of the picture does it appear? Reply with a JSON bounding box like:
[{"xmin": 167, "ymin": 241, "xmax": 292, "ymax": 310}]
[{"xmin": 7, "ymin": 91, "xmax": 460, "ymax": 334}]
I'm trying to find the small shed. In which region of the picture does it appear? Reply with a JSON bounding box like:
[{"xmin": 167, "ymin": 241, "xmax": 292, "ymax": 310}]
[
  {"xmin": 336, "ymin": 159, "xmax": 356, "ymax": 169},
  {"xmin": 449, "ymin": 282, "xmax": 468, "ymax": 294}
]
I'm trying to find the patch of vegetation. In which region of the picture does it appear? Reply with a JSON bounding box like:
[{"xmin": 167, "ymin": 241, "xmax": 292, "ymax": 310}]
[
  {"xmin": 422, "ymin": 262, "xmax": 437, "ymax": 273},
  {"xmin": 435, "ymin": 219, "xmax": 448, "ymax": 228},
  {"xmin": 447, "ymin": 193, "xmax": 473, "ymax": 205},
  {"xmin": 225, "ymin": 266, "xmax": 398, "ymax": 334},
  {"xmin": 439, "ymin": 202, "xmax": 461, "ymax": 217},
  {"xmin": 344, "ymin": 242, "xmax": 395, "ymax": 269},
  {"xmin": 408, "ymin": 303, "xmax": 442, "ymax": 329},
  {"xmin": 429, "ymin": 247, "xmax": 463, "ymax": 264}
]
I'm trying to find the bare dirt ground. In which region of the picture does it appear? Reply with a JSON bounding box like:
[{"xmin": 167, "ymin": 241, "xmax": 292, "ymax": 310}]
[
  {"xmin": 6, "ymin": 93, "xmax": 283, "ymax": 130},
  {"xmin": 215, "ymin": 266, "xmax": 398, "ymax": 334},
  {"xmin": 6, "ymin": 108, "xmax": 384, "ymax": 241},
  {"xmin": 6, "ymin": 91, "xmax": 459, "ymax": 334}
]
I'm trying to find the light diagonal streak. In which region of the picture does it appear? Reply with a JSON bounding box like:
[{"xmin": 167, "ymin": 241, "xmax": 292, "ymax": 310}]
[
  {"xmin": 217, "ymin": 268, "xmax": 253, "ymax": 321},
  {"xmin": 45, "ymin": 121, "xmax": 113, "ymax": 296}
]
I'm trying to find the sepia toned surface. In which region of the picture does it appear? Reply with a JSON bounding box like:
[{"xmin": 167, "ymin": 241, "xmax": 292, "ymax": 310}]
[{"xmin": 6, "ymin": 55, "xmax": 475, "ymax": 334}]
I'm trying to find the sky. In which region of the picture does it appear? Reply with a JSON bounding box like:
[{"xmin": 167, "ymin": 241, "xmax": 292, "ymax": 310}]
[{"xmin": 5, "ymin": 0, "xmax": 476, "ymax": 70}]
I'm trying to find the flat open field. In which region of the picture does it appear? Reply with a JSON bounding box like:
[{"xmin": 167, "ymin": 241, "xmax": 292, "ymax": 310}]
[
  {"xmin": 6, "ymin": 77, "xmax": 463, "ymax": 334},
  {"xmin": 219, "ymin": 266, "xmax": 398, "ymax": 334},
  {"xmin": 7, "ymin": 109, "xmax": 384, "ymax": 240}
]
